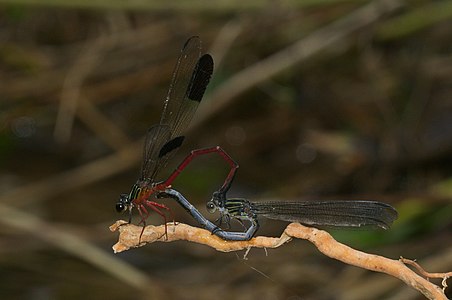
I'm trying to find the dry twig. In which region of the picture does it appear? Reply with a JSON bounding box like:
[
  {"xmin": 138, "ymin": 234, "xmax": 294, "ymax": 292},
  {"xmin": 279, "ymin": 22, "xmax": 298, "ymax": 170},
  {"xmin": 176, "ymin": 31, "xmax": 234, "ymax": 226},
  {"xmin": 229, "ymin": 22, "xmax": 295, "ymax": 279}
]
[
  {"xmin": 400, "ymin": 257, "xmax": 452, "ymax": 292},
  {"xmin": 111, "ymin": 221, "xmax": 450, "ymax": 300}
]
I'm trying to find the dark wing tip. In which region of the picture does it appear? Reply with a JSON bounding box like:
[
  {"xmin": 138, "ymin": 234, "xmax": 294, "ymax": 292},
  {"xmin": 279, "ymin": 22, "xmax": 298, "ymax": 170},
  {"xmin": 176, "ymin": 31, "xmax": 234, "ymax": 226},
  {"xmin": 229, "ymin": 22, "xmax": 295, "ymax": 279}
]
[
  {"xmin": 361, "ymin": 202, "xmax": 398, "ymax": 230},
  {"xmin": 158, "ymin": 136, "xmax": 185, "ymax": 158},
  {"xmin": 187, "ymin": 54, "xmax": 214, "ymax": 102}
]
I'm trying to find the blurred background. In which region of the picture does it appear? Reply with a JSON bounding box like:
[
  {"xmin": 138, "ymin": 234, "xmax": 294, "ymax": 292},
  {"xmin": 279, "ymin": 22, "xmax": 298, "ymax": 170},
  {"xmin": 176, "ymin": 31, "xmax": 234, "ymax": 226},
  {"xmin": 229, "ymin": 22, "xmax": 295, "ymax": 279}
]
[{"xmin": 0, "ymin": 0, "xmax": 451, "ymax": 299}]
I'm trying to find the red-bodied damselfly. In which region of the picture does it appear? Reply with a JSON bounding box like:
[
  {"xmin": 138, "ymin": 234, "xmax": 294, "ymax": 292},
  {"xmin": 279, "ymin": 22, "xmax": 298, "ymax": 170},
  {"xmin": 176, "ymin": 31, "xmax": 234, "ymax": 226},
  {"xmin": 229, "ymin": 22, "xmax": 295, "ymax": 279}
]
[{"xmin": 116, "ymin": 36, "xmax": 237, "ymax": 239}]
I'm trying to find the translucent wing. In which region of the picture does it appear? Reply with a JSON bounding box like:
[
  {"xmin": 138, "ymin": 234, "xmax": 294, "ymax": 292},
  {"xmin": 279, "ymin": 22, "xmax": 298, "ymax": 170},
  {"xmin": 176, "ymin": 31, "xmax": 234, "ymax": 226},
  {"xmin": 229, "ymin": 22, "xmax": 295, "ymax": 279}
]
[
  {"xmin": 253, "ymin": 200, "xmax": 398, "ymax": 230},
  {"xmin": 161, "ymin": 37, "xmax": 213, "ymax": 138},
  {"xmin": 141, "ymin": 124, "xmax": 173, "ymax": 182},
  {"xmin": 140, "ymin": 36, "xmax": 214, "ymax": 181}
]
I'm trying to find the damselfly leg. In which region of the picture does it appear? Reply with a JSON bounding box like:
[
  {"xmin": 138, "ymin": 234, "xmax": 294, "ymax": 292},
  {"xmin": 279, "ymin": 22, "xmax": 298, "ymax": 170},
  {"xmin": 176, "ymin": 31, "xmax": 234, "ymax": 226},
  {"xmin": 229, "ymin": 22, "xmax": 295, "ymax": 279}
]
[{"xmin": 135, "ymin": 201, "xmax": 174, "ymax": 242}]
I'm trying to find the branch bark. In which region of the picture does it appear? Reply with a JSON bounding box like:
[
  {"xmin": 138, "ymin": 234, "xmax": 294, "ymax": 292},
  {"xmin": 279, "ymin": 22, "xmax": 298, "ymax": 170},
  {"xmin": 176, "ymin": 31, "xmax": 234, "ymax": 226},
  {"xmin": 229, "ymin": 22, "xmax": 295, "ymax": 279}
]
[{"xmin": 110, "ymin": 220, "xmax": 450, "ymax": 300}]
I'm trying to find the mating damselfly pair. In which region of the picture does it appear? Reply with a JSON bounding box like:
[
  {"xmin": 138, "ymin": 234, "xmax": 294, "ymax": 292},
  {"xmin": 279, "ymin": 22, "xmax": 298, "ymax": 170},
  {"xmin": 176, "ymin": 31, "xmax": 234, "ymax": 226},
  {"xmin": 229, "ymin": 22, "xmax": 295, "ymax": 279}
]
[{"xmin": 115, "ymin": 36, "xmax": 398, "ymax": 241}]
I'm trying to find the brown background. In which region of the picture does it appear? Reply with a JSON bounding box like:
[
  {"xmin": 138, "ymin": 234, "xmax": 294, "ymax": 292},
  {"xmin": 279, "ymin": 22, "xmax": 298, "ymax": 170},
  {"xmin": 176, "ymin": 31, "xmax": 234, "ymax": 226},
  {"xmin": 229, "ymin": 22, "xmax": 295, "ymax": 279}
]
[{"xmin": 0, "ymin": 1, "xmax": 451, "ymax": 299}]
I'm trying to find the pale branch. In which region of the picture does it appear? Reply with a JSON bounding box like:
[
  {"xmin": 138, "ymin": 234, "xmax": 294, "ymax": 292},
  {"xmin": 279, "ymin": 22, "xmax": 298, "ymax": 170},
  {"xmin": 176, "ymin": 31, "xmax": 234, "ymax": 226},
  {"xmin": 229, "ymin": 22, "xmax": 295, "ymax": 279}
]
[
  {"xmin": 400, "ymin": 257, "xmax": 452, "ymax": 292},
  {"xmin": 109, "ymin": 220, "xmax": 290, "ymax": 253},
  {"xmin": 110, "ymin": 221, "xmax": 450, "ymax": 300}
]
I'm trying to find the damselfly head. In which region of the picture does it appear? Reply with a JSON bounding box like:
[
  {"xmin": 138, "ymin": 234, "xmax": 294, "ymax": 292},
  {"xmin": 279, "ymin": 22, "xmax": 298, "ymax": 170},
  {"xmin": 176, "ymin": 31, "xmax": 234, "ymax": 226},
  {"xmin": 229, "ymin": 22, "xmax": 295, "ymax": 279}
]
[
  {"xmin": 116, "ymin": 193, "xmax": 131, "ymax": 213},
  {"xmin": 206, "ymin": 200, "xmax": 217, "ymax": 213},
  {"xmin": 207, "ymin": 191, "xmax": 222, "ymax": 213}
]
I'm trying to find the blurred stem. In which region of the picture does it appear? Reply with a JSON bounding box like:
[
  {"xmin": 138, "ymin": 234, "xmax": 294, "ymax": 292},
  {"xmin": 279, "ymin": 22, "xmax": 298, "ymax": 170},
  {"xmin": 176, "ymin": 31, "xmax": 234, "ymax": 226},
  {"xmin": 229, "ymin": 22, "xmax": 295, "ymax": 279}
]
[
  {"xmin": 0, "ymin": 0, "xmax": 368, "ymax": 11},
  {"xmin": 0, "ymin": 204, "xmax": 166, "ymax": 298},
  {"xmin": 194, "ymin": 0, "xmax": 402, "ymax": 128},
  {"xmin": 377, "ymin": 1, "xmax": 452, "ymax": 40}
]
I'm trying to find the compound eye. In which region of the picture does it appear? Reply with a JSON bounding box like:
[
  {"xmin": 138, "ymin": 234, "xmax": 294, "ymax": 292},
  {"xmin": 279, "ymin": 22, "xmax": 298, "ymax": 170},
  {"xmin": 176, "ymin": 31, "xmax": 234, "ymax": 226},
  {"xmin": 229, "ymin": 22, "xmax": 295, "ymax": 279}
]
[
  {"xmin": 115, "ymin": 203, "xmax": 126, "ymax": 213},
  {"xmin": 206, "ymin": 201, "xmax": 216, "ymax": 213}
]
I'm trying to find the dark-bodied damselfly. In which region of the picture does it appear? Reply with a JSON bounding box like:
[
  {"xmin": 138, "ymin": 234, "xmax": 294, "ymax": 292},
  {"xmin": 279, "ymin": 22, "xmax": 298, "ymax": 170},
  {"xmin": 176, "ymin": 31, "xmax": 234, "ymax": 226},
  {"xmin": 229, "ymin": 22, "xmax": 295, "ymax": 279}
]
[
  {"xmin": 158, "ymin": 189, "xmax": 397, "ymax": 241},
  {"xmin": 207, "ymin": 196, "xmax": 398, "ymax": 240},
  {"xmin": 157, "ymin": 175, "xmax": 398, "ymax": 241},
  {"xmin": 202, "ymin": 150, "xmax": 398, "ymax": 241}
]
